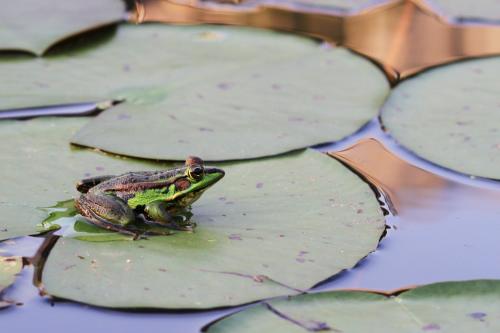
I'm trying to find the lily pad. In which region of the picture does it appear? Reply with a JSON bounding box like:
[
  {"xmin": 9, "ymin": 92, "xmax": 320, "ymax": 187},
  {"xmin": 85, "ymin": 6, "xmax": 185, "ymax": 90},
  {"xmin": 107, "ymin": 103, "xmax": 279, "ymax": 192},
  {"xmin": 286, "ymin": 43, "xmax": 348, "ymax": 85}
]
[
  {"xmin": 0, "ymin": 23, "xmax": 389, "ymax": 161},
  {"xmin": 381, "ymin": 56, "xmax": 500, "ymax": 180},
  {"xmin": 207, "ymin": 280, "xmax": 500, "ymax": 333},
  {"xmin": 0, "ymin": 256, "xmax": 22, "ymax": 308},
  {"xmin": 0, "ymin": 117, "xmax": 172, "ymax": 241},
  {"xmin": 41, "ymin": 149, "xmax": 385, "ymax": 309},
  {"xmin": 0, "ymin": 0, "xmax": 126, "ymax": 55},
  {"xmin": 425, "ymin": 0, "xmax": 500, "ymax": 23}
]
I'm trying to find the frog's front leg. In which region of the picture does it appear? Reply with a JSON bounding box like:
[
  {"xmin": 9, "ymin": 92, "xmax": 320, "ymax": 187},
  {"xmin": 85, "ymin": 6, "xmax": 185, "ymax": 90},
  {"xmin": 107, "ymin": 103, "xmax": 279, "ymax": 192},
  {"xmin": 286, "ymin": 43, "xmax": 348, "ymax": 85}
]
[
  {"xmin": 144, "ymin": 201, "xmax": 195, "ymax": 231},
  {"xmin": 75, "ymin": 192, "xmax": 142, "ymax": 239}
]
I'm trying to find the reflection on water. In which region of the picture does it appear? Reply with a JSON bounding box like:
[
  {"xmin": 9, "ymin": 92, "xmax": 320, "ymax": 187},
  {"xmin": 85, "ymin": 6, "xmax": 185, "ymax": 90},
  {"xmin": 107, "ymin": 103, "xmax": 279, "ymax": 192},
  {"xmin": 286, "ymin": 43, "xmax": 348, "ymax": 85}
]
[
  {"xmin": 135, "ymin": 0, "xmax": 500, "ymax": 81},
  {"xmin": 316, "ymin": 118, "xmax": 500, "ymax": 292}
]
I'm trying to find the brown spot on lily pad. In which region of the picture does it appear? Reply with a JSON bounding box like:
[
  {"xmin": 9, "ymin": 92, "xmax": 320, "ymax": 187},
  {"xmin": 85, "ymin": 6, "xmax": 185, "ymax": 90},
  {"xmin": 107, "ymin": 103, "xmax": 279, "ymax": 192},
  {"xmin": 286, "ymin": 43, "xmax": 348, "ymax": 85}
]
[
  {"xmin": 217, "ymin": 82, "xmax": 231, "ymax": 90},
  {"xmin": 469, "ymin": 312, "xmax": 487, "ymax": 321},
  {"xmin": 117, "ymin": 114, "xmax": 131, "ymax": 120},
  {"xmin": 422, "ymin": 323, "xmax": 441, "ymax": 331},
  {"xmin": 228, "ymin": 234, "xmax": 242, "ymax": 240}
]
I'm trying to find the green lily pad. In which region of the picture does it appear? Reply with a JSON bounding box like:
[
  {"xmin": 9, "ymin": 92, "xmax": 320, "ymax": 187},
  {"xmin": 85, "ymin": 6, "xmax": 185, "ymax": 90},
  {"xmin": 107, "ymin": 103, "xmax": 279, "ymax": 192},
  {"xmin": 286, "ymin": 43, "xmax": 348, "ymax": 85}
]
[
  {"xmin": 0, "ymin": 23, "xmax": 389, "ymax": 161},
  {"xmin": 0, "ymin": 117, "xmax": 173, "ymax": 241},
  {"xmin": 0, "ymin": 0, "xmax": 126, "ymax": 55},
  {"xmin": 0, "ymin": 256, "xmax": 22, "ymax": 308},
  {"xmin": 425, "ymin": 0, "xmax": 500, "ymax": 22},
  {"xmin": 41, "ymin": 149, "xmax": 385, "ymax": 309},
  {"xmin": 381, "ymin": 56, "xmax": 500, "ymax": 179},
  {"xmin": 207, "ymin": 280, "xmax": 500, "ymax": 333}
]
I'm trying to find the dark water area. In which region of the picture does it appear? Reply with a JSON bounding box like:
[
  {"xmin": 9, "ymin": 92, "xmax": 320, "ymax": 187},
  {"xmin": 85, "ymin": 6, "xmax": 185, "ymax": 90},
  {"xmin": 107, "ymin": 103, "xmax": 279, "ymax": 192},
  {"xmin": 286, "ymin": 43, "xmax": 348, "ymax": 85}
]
[{"xmin": 1, "ymin": 115, "xmax": 499, "ymax": 332}]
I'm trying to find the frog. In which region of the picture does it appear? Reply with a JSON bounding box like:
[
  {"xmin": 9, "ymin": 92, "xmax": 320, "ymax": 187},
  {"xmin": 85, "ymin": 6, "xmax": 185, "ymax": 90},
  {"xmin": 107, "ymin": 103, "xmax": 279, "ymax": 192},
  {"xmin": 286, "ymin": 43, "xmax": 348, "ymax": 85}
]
[{"xmin": 74, "ymin": 156, "xmax": 224, "ymax": 239}]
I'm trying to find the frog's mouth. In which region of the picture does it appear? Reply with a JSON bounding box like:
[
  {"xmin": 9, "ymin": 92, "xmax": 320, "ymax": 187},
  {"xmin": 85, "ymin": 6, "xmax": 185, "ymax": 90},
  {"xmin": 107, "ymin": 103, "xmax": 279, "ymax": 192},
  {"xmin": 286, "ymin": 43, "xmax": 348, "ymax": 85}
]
[{"xmin": 169, "ymin": 167, "xmax": 225, "ymax": 204}]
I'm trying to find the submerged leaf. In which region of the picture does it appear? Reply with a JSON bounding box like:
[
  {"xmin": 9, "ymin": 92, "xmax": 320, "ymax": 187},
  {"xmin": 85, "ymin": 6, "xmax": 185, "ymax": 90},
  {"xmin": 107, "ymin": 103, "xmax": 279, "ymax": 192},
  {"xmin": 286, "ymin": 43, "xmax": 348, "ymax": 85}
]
[
  {"xmin": 0, "ymin": 117, "xmax": 173, "ymax": 241},
  {"xmin": 0, "ymin": 0, "xmax": 126, "ymax": 55},
  {"xmin": 0, "ymin": 24, "xmax": 388, "ymax": 161},
  {"xmin": 41, "ymin": 149, "xmax": 385, "ymax": 309},
  {"xmin": 381, "ymin": 56, "xmax": 500, "ymax": 179},
  {"xmin": 207, "ymin": 280, "xmax": 500, "ymax": 333},
  {"xmin": 0, "ymin": 256, "xmax": 22, "ymax": 308}
]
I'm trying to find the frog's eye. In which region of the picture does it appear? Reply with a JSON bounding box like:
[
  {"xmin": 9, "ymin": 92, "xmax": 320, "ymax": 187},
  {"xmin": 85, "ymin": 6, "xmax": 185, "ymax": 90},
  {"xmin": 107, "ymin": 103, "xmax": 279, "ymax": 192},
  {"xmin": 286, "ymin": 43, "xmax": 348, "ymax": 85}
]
[{"xmin": 189, "ymin": 165, "xmax": 205, "ymax": 181}]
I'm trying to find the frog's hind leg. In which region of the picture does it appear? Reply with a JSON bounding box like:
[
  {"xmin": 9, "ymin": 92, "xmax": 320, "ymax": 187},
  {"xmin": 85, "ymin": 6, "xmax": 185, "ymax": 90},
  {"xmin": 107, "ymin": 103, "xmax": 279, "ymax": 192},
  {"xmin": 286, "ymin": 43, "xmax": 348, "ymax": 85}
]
[
  {"xmin": 76, "ymin": 175, "xmax": 115, "ymax": 193},
  {"xmin": 75, "ymin": 193, "xmax": 141, "ymax": 239}
]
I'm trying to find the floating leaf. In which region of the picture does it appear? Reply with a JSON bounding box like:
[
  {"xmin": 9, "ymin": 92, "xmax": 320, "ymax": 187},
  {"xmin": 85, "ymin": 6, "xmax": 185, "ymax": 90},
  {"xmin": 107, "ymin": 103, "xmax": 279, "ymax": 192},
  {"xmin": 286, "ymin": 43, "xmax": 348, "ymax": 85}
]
[
  {"xmin": 41, "ymin": 149, "xmax": 385, "ymax": 309},
  {"xmin": 425, "ymin": 0, "xmax": 500, "ymax": 23},
  {"xmin": 0, "ymin": 117, "xmax": 172, "ymax": 241},
  {"xmin": 0, "ymin": 24, "xmax": 388, "ymax": 161},
  {"xmin": 207, "ymin": 280, "xmax": 500, "ymax": 332},
  {"xmin": 0, "ymin": 256, "xmax": 22, "ymax": 308},
  {"xmin": 381, "ymin": 57, "xmax": 500, "ymax": 180},
  {"xmin": 0, "ymin": 0, "xmax": 126, "ymax": 55}
]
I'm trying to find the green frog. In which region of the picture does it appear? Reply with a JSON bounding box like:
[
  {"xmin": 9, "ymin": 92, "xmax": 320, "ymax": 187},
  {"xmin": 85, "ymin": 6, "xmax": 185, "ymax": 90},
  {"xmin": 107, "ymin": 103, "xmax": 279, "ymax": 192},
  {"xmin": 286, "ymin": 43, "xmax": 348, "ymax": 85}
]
[{"xmin": 75, "ymin": 156, "xmax": 224, "ymax": 239}]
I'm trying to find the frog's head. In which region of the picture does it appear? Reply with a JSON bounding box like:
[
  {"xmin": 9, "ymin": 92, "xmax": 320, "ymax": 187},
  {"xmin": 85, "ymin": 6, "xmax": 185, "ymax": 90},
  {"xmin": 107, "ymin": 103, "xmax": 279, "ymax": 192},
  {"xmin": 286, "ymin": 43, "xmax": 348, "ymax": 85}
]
[{"xmin": 169, "ymin": 156, "xmax": 225, "ymax": 206}]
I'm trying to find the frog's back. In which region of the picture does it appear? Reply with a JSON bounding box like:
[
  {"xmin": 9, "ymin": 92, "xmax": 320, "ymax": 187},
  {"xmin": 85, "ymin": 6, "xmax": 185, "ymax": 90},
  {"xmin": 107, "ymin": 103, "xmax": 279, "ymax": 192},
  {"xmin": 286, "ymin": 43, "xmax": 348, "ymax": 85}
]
[{"xmin": 90, "ymin": 168, "xmax": 187, "ymax": 194}]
